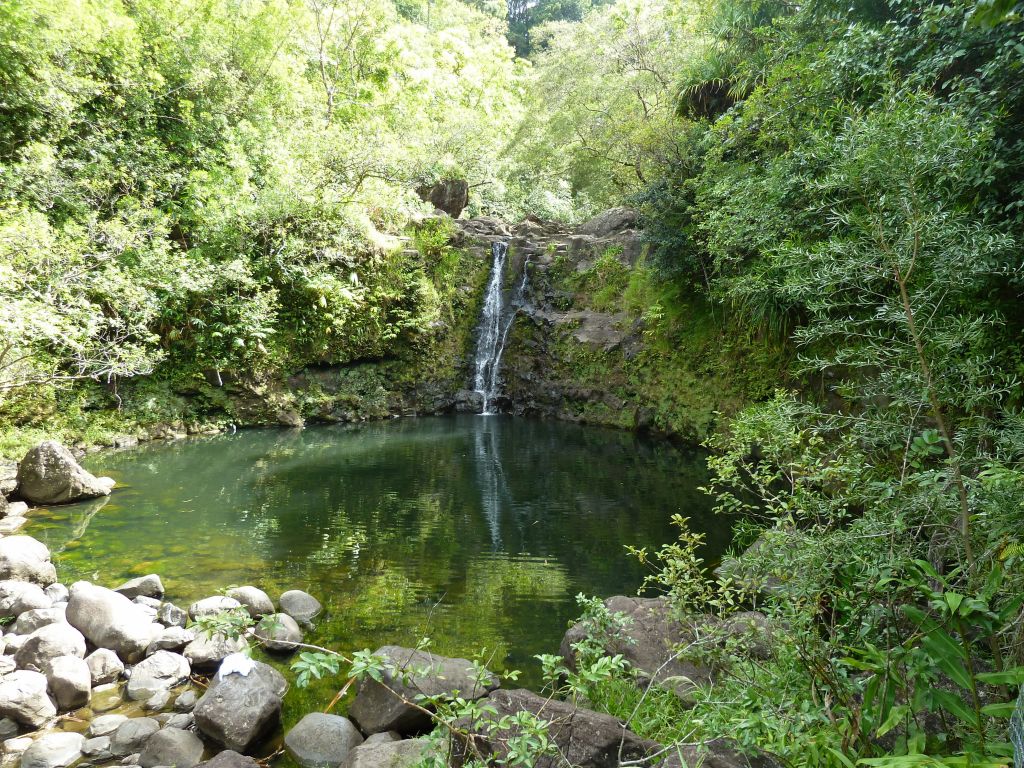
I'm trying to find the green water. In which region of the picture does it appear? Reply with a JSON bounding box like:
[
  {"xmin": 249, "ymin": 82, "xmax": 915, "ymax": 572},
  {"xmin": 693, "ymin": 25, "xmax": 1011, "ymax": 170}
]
[{"xmin": 28, "ymin": 415, "xmax": 729, "ymax": 707}]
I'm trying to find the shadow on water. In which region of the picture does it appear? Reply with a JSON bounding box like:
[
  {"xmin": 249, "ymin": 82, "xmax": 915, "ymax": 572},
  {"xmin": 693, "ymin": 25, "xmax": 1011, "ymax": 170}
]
[{"xmin": 28, "ymin": 415, "xmax": 732, "ymax": 706}]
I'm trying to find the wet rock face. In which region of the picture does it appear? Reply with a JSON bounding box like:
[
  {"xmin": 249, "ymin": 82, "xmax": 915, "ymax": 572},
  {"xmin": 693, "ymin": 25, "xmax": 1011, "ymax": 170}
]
[{"xmin": 16, "ymin": 440, "xmax": 115, "ymax": 505}]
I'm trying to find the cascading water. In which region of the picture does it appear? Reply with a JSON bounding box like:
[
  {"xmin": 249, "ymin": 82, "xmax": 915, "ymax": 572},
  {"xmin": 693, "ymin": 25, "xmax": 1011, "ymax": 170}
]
[{"xmin": 473, "ymin": 241, "xmax": 510, "ymax": 415}]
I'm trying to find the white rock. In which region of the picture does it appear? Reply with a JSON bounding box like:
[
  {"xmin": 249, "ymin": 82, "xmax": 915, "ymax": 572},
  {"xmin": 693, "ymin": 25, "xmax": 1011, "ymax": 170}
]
[
  {"xmin": 0, "ymin": 537, "xmax": 56, "ymax": 586},
  {"xmin": 187, "ymin": 596, "xmax": 242, "ymax": 620},
  {"xmin": 85, "ymin": 648, "xmax": 124, "ymax": 685},
  {"xmin": 114, "ymin": 575, "xmax": 164, "ymax": 601},
  {"xmin": 0, "ymin": 582, "xmax": 51, "ymax": 619},
  {"xmin": 0, "ymin": 670, "xmax": 57, "ymax": 728},
  {"xmin": 65, "ymin": 581, "xmax": 161, "ymax": 663},
  {"xmin": 45, "ymin": 655, "xmax": 91, "ymax": 711},
  {"xmin": 126, "ymin": 651, "xmax": 191, "ymax": 701},
  {"xmin": 10, "ymin": 607, "xmax": 65, "ymax": 636},
  {"xmin": 145, "ymin": 626, "xmax": 194, "ymax": 656},
  {"xmin": 14, "ymin": 623, "xmax": 85, "ymax": 672},
  {"xmin": 225, "ymin": 587, "xmax": 274, "ymax": 619},
  {"xmin": 20, "ymin": 732, "xmax": 85, "ymax": 768},
  {"xmin": 88, "ymin": 714, "xmax": 128, "ymax": 738}
]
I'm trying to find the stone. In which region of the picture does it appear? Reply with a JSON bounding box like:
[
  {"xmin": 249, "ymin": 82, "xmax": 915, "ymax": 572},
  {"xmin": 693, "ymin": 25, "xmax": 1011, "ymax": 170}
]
[
  {"xmin": 3, "ymin": 636, "xmax": 26, "ymax": 655},
  {"xmin": 578, "ymin": 207, "xmax": 638, "ymax": 237},
  {"xmin": 193, "ymin": 661, "xmax": 283, "ymax": 753},
  {"xmin": 254, "ymin": 614, "xmax": 301, "ymax": 653},
  {"xmin": 0, "ymin": 461, "xmax": 17, "ymax": 497},
  {"xmin": 188, "ymin": 597, "xmax": 242, "ymax": 621},
  {"xmin": 225, "ymin": 587, "xmax": 274, "ymax": 619},
  {"xmin": 145, "ymin": 627, "xmax": 195, "ymax": 656},
  {"xmin": 416, "ymin": 179, "xmax": 469, "ymax": 218},
  {"xmin": 453, "ymin": 689, "xmax": 657, "ymax": 768},
  {"xmin": 0, "ymin": 518, "xmax": 27, "ymax": 536},
  {"xmin": 86, "ymin": 649, "xmax": 125, "ymax": 685},
  {"xmin": 42, "ymin": 585, "xmax": 68, "ymax": 605},
  {"xmin": 5, "ymin": 503, "xmax": 28, "ymax": 517},
  {"xmin": 90, "ymin": 683, "xmax": 125, "ymax": 713},
  {"xmin": 14, "ymin": 622, "xmax": 86, "ymax": 672},
  {"xmin": 208, "ymin": 656, "xmax": 288, "ymax": 699},
  {"xmin": 160, "ymin": 713, "xmax": 194, "ymax": 730},
  {"xmin": 284, "ymin": 713, "xmax": 363, "ymax": 768},
  {"xmin": 0, "ymin": 582, "xmax": 52, "ymax": 619},
  {"xmin": 81, "ymin": 737, "xmax": 112, "ymax": 762},
  {"xmin": 347, "ymin": 646, "xmax": 498, "ymax": 736},
  {"xmin": 114, "ymin": 576, "xmax": 164, "ymax": 601},
  {"xmin": 88, "ymin": 715, "xmax": 128, "ymax": 738},
  {"xmin": 156, "ymin": 604, "xmax": 186, "ymax": 629},
  {"xmin": 10, "ymin": 607, "xmax": 64, "ymax": 636},
  {"xmin": 0, "ymin": 658, "xmax": 13, "ymax": 676},
  {"xmin": 133, "ymin": 596, "xmax": 162, "ymax": 611},
  {"xmin": 0, "ymin": 721, "xmax": 17, "ymax": 742},
  {"xmin": 109, "ymin": 718, "xmax": 161, "ymax": 757},
  {"xmin": 19, "ymin": 732, "xmax": 85, "ymax": 768},
  {"xmin": 182, "ymin": 633, "xmax": 247, "ymax": 672},
  {"xmin": 659, "ymin": 739, "xmax": 782, "ymax": 768},
  {"xmin": 16, "ymin": 441, "xmax": 115, "ymax": 505},
  {"xmin": 0, "ymin": 538, "xmax": 57, "ymax": 586},
  {"xmin": 341, "ymin": 739, "xmax": 434, "ymax": 768},
  {"xmin": 66, "ymin": 581, "xmax": 161, "ymax": 663},
  {"xmin": 362, "ymin": 733, "xmax": 400, "ymax": 746},
  {"xmin": 138, "ymin": 728, "xmax": 204, "ymax": 768},
  {"xmin": 142, "ymin": 691, "xmax": 170, "ymax": 712},
  {"xmin": 45, "ymin": 655, "xmax": 91, "ymax": 710},
  {"xmin": 173, "ymin": 690, "xmax": 197, "ymax": 712},
  {"xmin": 198, "ymin": 751, "xmax": 259, "ymax": 768},
  {"xmin": 278, "ymin": 591, "xmax": 321, "ymax": 624},
  {"xmin": 126, "ymin": 651, "xmax": 191, "ymax": 701},
  {"xmin": 3, "ymin": 738, "xmax": 32, "ymax": 767}
]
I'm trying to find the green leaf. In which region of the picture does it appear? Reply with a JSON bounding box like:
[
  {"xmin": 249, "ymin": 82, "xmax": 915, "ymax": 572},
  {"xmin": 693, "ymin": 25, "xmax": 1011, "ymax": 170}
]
[{"xmin": 975, "ymin": 666, "xmax": 1024, "ymax": 685}]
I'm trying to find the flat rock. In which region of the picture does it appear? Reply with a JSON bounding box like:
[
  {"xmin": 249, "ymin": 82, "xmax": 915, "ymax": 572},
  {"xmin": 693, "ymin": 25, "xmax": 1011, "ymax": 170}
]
[
  {"xmin": 19, "ymin": 732, "xmax": 85, "ymax": 768},
  {"xmin": 14, "ymin": 622, "xmax": 86, "ymax": 672},
  {"xmin": 16, "ymin": 441, "xmax": 114, "ymax": 505},
  {"xmin": 0, "ymin": 518, "xmax": 27, "ymax": 536},
  {"xmin": 278, "ymin": 591, "xmax": 321, "ymax": 624},
  {"xmin": 0, "ymin": 537, "xmax": 57, "ymax": 586},
  {"xmin": 0, "ymin": 582, "xmax": 52, "ymax": 619},
  {"xmin": 88, "ymin": 714, "xmax": 128, "ymax": 738},
  {"xmin": 86, "ymin": 648, "xmax": 125, "ymax": 685},
  {"xmin": 225, "ymin": 587, "xmax": 274, "ymax": 619},
  {"xmin": 284, "ymin": 713, "xmax": 363, "ymax": 768},
  {"xmin": 341, "ymin": 739, "xmax": 434, "ymax": 768},
  {"xmin": 188, "ymin": 597, "xmax": 241, "ymax": 621},
  {"xmin": 254, "ymin": 613, "xmax": 301, "ymax": 653},
  {"xmin": 114, "ymin": 575, "xmax": 164, "ymax": 601},
  {"xmin": 109, "ymin": 718, "xmax": 160, "ymax": 757},
  {"xmin": 66, "ymin": 581, "xmax": 161, "ymax": 662},
  {"xmin": 126, "ymin": 651, "xmax": 191, "ymax": 701},
  {"xmin": 45, "ymin": 655, "xmax": 91, "ymax": 710},
  {"xmin": 0, "ymin": 670, "xmax": 56, "ymax": 728},
  {"xmin": 138, "ymin": 728, "xmax": 204, "ymax": 768}
]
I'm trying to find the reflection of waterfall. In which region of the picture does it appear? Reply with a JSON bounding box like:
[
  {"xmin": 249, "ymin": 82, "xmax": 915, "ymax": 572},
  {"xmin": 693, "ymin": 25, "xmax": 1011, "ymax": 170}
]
[
  {"xmin": 473, "ymin": 242, "xmax": 531, "ymax": 415},
  {"xmin": 47, "ymin": 496, "xmax": 110, "ymax": 556},
  {"xmin": 473, "ymin": 418, "xmax": 512, "ymax": 550}
]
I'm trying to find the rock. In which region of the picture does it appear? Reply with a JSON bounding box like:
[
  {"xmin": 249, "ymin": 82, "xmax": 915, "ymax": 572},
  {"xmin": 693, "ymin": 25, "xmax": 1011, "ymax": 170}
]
[
  {"xmin": 284, "ymin": 713, "xmax": 364, "ymax": 768},
  {"xmin": 109, "ymin": 718, "xmax": 160, "ymax": 757},
  {"xmin": 0, "ymin": 518, "xmax": 27, "ymax": 536},
  {"xmin": 126, "ymin": 651, "xmax": 191, "ymax": 701},
  {"xmin": 138, "ymin": 728, "xmax": 204, "ymax": 768},
  {"xmin": 714, "ymin": 531, "xmax": 799, "ymax": 599},
  {"xmin": 0, "ymin": 461, "xmax": 17, "ymax": 497},
  {"xmin": 10, "ymin": 607, "xmax": 64, "ymax": 636},
  {"xmin": 453, "ymin": 689, "xmax": 657, "ymax": 768},
  {"xmin": 188, "ymin": 596, "xmax": 242, "ymax": 621},
  {"xmin": 3, "ymin": 738, "xmax": 33, "ymax": 767},
  {"xmin": 3, "ymin": 636, "xmax": 26, "ymax": 655},
  {"xmin": 0, "ymin": 538, "xmax": 57, "ymax": 586},
  {"xmin": 198, "ymin": 751, "xmax": 259, "ymax": 768},
  {"xmin": 254, "ymin": 613, "xmax": 301, "ymax": 653},
  {"xmin": 182, "ymin": 632, "xmax": 247, "ymax": 671},
  {"xmin": 0, "ymin": 721, "xmax": 17, "ymax": 742},
  {"xmin": 88, "ymin": 715, "xmax": 128, "ymax": 738},
  {"xmin": 90, "ymin": 683, "xmax": 124, "ymax": 712},
  {"xmin": 120, "ymin": 754, "xmax": 140, "ymax": 766},
  {"xmin": 0, "ymin": 582, "xmax": 52, "ymax": 619},
  {"xmin": 225, "ymin": 587, "xmax": 274, "ymax": 619},
  {"xmin": 81, "ymin": 737, "xmax": 112, "ymax": 762},
  {"xmin": 208, "ymin": 656, "xmax": 288, "ymax": 698},
  {"xmin": 347, "ymin": 646, "xmax": 499, "ymax": 736},
  {"xmin": 278, "ymin": 591, "xmax": 321, "ymax": 624},
  {"xmin": 142, "ymin": 691, "xmax": 170, "ymax": 711},
  {"xmin": 86, "ymin": 649, "xmax": 125, "ymax": 685},
  {"xmin": 363, "ymin": 733, "xmax": 400, "ymax": 746},
  {"xmin": 158, "ymin": 712, "xmax": 193, "ymax": 730},
  {"xmin": 156, "ymin": 603, "xmax": 186, "ymax": 629},
  {"xmin": 45, "ymin": 655, "xmax": 91, "ymax": 710},
  {"xmin": 659, "ymin": 738, "xmax": 782, "ymax": 768},
  {"xmin": 194, "ymin": 659, "xmax": 283, "ymax": 753},
  {"xmin": 66, "ymin": 581, "xmax": 161, "ymax": 662},
  {"xmin": 134, "ymin": 596, "xmax": 161, "ymax": 610},
  {"xmin": 341, "ymin": 739, "xmax": 434, "ymax": 768},
  {"xmin": 416, "ymin": 179, "xmax": 469, "ymax": 218},
  {"xmin": 0, "ymin": 658, "xmax": 13, "ymax": 675},
  {"xmin": 16, "ymin": 441, "xmax": 115, "ymax": 505},
  {"xmin": 19, "ymin": 732, "xmax": 85, "ymax": 768},
  {"xmin": 111, "ymin": 436, "xmax": 139, "ymax": 450},
  {"xmin": 5, "ymin": 503, "xmax": 28, "ymax": 517},
  {"xmin": 145, "ymin": 626, "xmax": 195, "ymax": 655},
  {"xmin": 173, "ymin": 690, "xmax": 197, "ymax": 712},
  {"xmin": 42, "ymin": 585, "xmax": 68, "ymax": 605},
  {"xmin": 14, "ymin": 622, "xmax": 86, "ymax": 672},
  {"xmin": 560, "ymin": 596, "xmax": 714, "ymax": 700},
  {"xmin": 578, "ymin": 207, "xmax": 638, "ymax": 237},
  {"xmin": 113, "ymin": 575, "xmax": 164, "ymax": 601}
]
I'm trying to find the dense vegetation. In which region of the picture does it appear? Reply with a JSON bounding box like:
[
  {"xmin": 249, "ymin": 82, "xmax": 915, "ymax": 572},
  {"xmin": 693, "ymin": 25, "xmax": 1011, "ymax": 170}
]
[{"xmin": 2, "ymin": 0, "xmax": 1024, "ymax": 765}]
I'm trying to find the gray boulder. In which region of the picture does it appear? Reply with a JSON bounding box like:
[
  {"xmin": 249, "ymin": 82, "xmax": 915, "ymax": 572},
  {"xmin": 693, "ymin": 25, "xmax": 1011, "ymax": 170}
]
[
  {"xmin": 113, "ymin": 575, "xmax": 164, "ymax": 600},
  {"xmin": 348, "ymin": 646, "xmax": 498, "ymax": 736},
  {"xmin": 19, "ymin": 732, "xmax": 85, "ymax": 768},
  {"xmin": 66, "ymin": 581, "xmax": 161, "ymax": 662},
  {"xmin": 254, "ymin": 613, "xmax": 301, "ymax": 653},
  {"xmin": 88, "ymin": 714, "xmax": 128, "ymax": 737},
  {"xmin": 188, "ymin": 596, "xmax": 242, "ymax": 621},
  {"xmin": 208, "ymin": 655, "xmax": 288, "ymax": 698},
  {"xmin": 158, "ymin": 712, "xmax": 194, "ymax": 730},
  {"xmin": 0, "ymin": 656, "xmax": 14, "ymax": 674},
  {"xmin": 341, "ymin": 739, "xmax": 434, "ymax": 768},
  {"xmin": 142, "ymin": 690, "xmax": 171, "ymax": 712},
  {"xmin": 416, "ymin": 179, "xmax": 469, "ymax": 218},
  {"xmin": 0, "ymin": 537, "xmax": 57, "ymax": 586},
  {"xmin": 14, "ymin": 622, "xmax": 86, "ymax": 672},
  {"xmin": 198, "ymin": 751, "xmax": 259, "ymax": 768},
  {"xmin": 126, "ymin": 651, "xmax": 191, "ymax": 701},
  {"xmin": 86, "ymin": 648, "xmax": 125, "ymax": 685},
  {"xmin": 0, "ymin": 460, "xmax": 17, "ymax": 496},
  {"xmin": 43, "ymin": 584, "xmax": 69, "ymax": 604},
  {"xmin": 0, "ymin": 581, "xmax": 52, "ymax": 619},
  {"xmin": 578, "ymin": 207, "xmax": 638, "ymax": 237},
  {"xmin": 4, "ymin": 634, "xmax": 27, "ymax": 654},
  {"xmin": 0, "ymin": 669, "xmax": 57, "ymax": 727},
  {"xmin": 173, "ymin": 690, "xmax": 198, "ymax": 712},
  {"xmin": 145, "ymin": 626, "xmax": 195, "ymax": 655},
  {"xmin": 109, "ymin": 717, "xmax": 161, "ymax": 757},
  {"xmin": 194, "ymin": 659, "xmax": 283, "ymax": 753},
  {"xmin": 363, "ymin": 733, "xmax": 400, "ymax": 746},
  {"xmin": 16, "ymin": 441, "xmax": 114, "ymax": 505},
  {"xmin": 183, "ymin": 633, "xmax": 247, "ymax": 671},
  {"xmin": 138, "ymin": 728, "xmax": 204, "ymax": 768},
  {"xmin": 81, "ymin": 736, "xmax": 113, "ymax": 763},
  {"xmin": 156, "ymin": 603, "xmax": 187, "ymax": 628},
  {"xmin": 45, "ymin": 655, "xmax": 91, "ymax": 710},
  {"xmin": 284, "ymin": 713, "xmax": 363, "ymax": 768},
  {"xmin": 10, "ymin": 607, "xmax": 65, "ymax": 636},
  {"xmin": 278, "ymin": 591, "xmax": 321, "ymax": 624},
  {"xmin": 225, "ymin": 587, "xmax": 274, "ymax": 619}
]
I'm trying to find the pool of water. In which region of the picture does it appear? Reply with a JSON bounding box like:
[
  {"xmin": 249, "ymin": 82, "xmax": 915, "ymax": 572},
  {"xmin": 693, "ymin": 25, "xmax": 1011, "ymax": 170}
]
[{"xmin": 27, "ymin": 415, "xmax": 730, "ymax": 701}]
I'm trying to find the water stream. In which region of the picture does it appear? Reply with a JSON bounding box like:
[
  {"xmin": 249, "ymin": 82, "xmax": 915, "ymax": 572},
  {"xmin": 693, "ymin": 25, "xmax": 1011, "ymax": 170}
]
[{"xmin": 472, "ymin": 241, "xmax": 520, "ymax": 415}]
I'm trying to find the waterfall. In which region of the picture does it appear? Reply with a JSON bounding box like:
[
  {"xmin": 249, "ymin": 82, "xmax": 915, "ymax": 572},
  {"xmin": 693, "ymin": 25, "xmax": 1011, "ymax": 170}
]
[{"xmin": 473, "ymin": 241, "xmax": 510, "ymax": 415}]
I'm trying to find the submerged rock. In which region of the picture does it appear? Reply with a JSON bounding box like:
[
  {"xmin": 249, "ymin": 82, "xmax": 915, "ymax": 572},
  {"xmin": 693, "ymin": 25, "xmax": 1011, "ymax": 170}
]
[
  {"xmin": 16, "ymin": 441, "xmax": 114, "ymax": 505},
  {"xmin": 284, "ymin": 713, "xmax": 363, "ymax": 768},
  {"xmin": 278, "ymin": 591, "xmax": 321, "ymax": 625},
  {"xmin": 225, "ymin": 587, "xmax": 274, "ymax": 619},
  {"xmin": 66, "ymin": 581, "xmax": 161, "ymax": 663}
]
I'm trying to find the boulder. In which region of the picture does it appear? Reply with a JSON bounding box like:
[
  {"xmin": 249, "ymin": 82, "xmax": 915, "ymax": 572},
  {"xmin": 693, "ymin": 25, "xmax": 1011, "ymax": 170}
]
[
  {"xmin": 66, "ymin": 581, "xmax": 161, "ymax": 662},
  {"xmin": 198, "ymin": 751, "xmax": 259, "ymax": 768},
  {"xmin": 0, "ymin": 670, "xmax": 56, "ymax": 728},
  {"xmin": 225, "ymin": 587, "xmax": 274, "ymax": 619},
  {"xmin": 3, "ymin": 737, "xmax": 33, "ymax": 767},
  {"xmin": 14, "ymin": 622, "xmax": 86, "ymax": 672},
  {"xmin": 126, "ymin": 651, "xmax": 191, "ymax": 701},
  {"xmin": 45, "ymin": 655, "xmax": 91, "ymax": 710},
  {"xmin": 0, "ymin": 582, "xmax": 51, "ymax": 619},
  {"xmin": 19, "ymin": 732, "xmax": 85, "ymax": 768},
  {"xmin": 284, "ymin": 713, "xmax": 363, "ymax": 768},
  {"xmin": 188, "ymin": 596, "xmax": 242, "ymax": 621},
  {"xmin": 114, "ymin": 576, "xmax": 164, "ymax": 601},
  {"xmin": 173, "ymin": 690, "xmax": 198, "ymax": 712},
  {"xmin": 208, "ymin": 655, "xmax": 288, "ymax": 699},
  {"xmin": 348, "ymin": 646, "xmax": 499, "ymax": 736},
  {"xmin": 0, "ymin": 718, "xmax": 18, "ymax": 741},
  {"xmin": 88, "ymin": 714, "xmax": 128, "ymax": 738},
  {"xmin": 0, "ymin": 517, "xmax": 27, "ymax": 536},
  {"xmin": 138, "ymin": 728, "xmax": 204, "ymax": 768},
  {"xmin": 453, "ymin": 689, "xmax": 657, "ymax": 768},
  {"xmin": 0, "ymin": 460, "xmax": 17, "ymax": 496},
  {"xmin": 43, "ymin": 584, "xmax": 68, "ymax": 604},
  {"xmin": 278, "ymin": 591, "xmax": 321, "ymax": 624},
  {"xmin": 143, "ymin": 690, "xmax": 171, "ymax": 712},
  {"xmin": 145, "ymin": 626, "xmax": 195, "ymax": 655},
  {"xmin": 10, "ymin": 607, "xmax": 64, "ymax": 636},
  {"xmin": 86, "ymin": 648, "xmax": 125, "ymax": 685},
  {"xmin": 341, "ymin": 739, "xmax": 434, "ymax": 768},
  {"xmin": 183, "ymin": 632, "xmax": 247, "ymax": 671},
  {"xmin": 16, "ymin": 441, "xmax": 114, "ymax": 505},
  {"xmin": 159, "ymin": 712, "xmax": 194, "ymax": 730},
  {"xmin": 109, "ymin": 718, "xmax": 161, "ymax": 757},
  {"xmin": 194, "ymin": 658, "xmax": 283, "ymax": 753},
  {"xmin": 416, "ymin": 179, "xmax": 469, "ymax": 218},
  {"xmin": 363, "ymin": 733, "xmax": 401, "ymax": 746},
  {"xmin": 156, "ymin": 603, "xmax": 187, "ymax": 628},
  {"xmin": 0, "ymin": 537, "xmax": 57, "ymax": 586},
  {"xmin": 0, "ymin": 657, "xmax": 13, "ymax": 675},
  {"xmin": 81, "ymin": 736, "xmax": 113, "ymax": 763},
  {"xmin": 578, "ymin": 207, "xmax": 638, "ymax": 237},
  {"xmin": 4, "ymin": 635, "xmax": 27, "ymax": 655},
  {"xmin": 254, "ymin": 613, "xmax": 301, "ymax": 653}
]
